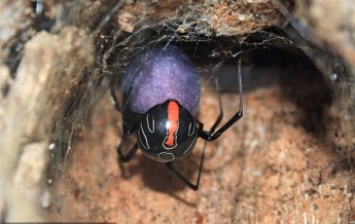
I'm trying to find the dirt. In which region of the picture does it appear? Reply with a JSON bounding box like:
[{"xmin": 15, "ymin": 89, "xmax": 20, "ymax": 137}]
[
  {"xmin": 1, "ymin": 1, "xmax": 354, "ymax": 223},
  {"xmin": 51, "ymin": 82, "xmax": 354, "ymax": 223}
]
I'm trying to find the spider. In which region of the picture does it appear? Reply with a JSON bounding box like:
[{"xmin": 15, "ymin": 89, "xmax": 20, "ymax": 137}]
[{"xmin": 110, "ymin": 44, "xmax": 243, "ymax": 190}]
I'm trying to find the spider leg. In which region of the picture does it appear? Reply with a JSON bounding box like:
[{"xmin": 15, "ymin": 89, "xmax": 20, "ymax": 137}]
[
  {"xmin": 117, "ymin": 140, "xmax": 138, "ymax": 163},
  {"xmin": 111, "ymin": 84, "xmax": 142, "ymax": 161},
  {"xmin": 166, "ymin": 142, "xmax": 206, "ymax": 191},
  {"xmin": 208, "ymin": 77, "xmax": 224, "ymax": 134},
  {"xmin": 110, "ymin": 84, "xmax": 122, "ymax": 112},
  {"xmin": 199, "ymin": 58, "xmax": 243, "ymax": 142},
  {"xmin": 110, "ymin": 84, "xmax": 137, "ymax": 161},
  {"xmin": 117, "ymin": 137, "xmax": 138, "ymax": 178}
]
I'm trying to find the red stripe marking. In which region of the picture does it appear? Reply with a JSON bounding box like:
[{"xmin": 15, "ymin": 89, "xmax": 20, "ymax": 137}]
[{"xmin": 164, "ymin": 100, "xmax": 179, "ymax": 147}]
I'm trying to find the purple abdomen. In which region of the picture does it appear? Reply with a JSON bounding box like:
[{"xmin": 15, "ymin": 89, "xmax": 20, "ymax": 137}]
[{"xmin": 121, "ymin": 45, "xmax": 200, "ymax": 116}]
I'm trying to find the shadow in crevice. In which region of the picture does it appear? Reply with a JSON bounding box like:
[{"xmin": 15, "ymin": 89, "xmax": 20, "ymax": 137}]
[
  {"xmin": 248, "ymin": 47, "xmax": 333, "ymax": 141},
  {"xmin": 276, "ymin": 51, "xmax": 332, "ymax": 140},
  {"xmin": 198, "ymin": 46, "xmax": 333, "ymax": 141}
]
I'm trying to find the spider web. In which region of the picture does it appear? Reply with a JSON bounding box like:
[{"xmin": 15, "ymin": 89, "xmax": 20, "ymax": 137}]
[
  {"xmin": 49, "ymin": 1, "xmax": 297, "ymax": 176},
  {"xmin": 45, "ymin": 1, "xmax": 355, "ymax": 222},
  {"xmin": 1, "ymin": 0, "xmax": 354, "ymax": 222}
]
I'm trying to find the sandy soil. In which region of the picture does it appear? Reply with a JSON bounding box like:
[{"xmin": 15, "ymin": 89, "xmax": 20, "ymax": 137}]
[
  {"xmin": 1, "ymin": 1, "xmax": 354, "ymax": 223},
  {"xmin": 51, "ymin": 78, "xmax": 354, "ymax": 223}
]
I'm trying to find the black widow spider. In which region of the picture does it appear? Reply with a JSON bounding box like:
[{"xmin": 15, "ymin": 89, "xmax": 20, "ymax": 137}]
[{"xmin": 110, "ymin": 44, "xmax": 243, "ymax": 190}]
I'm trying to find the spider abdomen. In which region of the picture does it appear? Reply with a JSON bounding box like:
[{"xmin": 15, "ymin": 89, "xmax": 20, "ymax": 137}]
[
  {"xmin": 121, "ymin": 45, "xmax": 200, "ymax": 116},
  {"xmin": 137, "ymin": 99, "xmax": 198, "ymax": 162}
]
